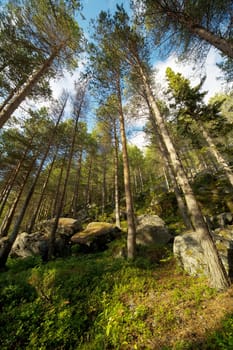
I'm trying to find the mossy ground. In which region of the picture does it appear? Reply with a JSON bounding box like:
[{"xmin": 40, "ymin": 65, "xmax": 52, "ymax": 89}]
[{"xmin": 0, "ymin": 240, "xmax": 233, "ymax": 349}]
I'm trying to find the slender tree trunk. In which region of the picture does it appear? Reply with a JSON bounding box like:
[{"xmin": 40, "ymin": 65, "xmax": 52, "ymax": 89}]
[
  {"xmin": 52, "ymin": 154, "xmax": 67, "ymax": 218},
  {"xmin": 163, "ymin": 167, "xmax": 170, "ymax": 191},
  {"xmin": 117, "ymin": 77, "xmax": 136, "ymax": 259},
  {"xmin": 139, "ymin": 66, "xmax": 230, "ymax": 289},
  {"xmin": 0, "ymin": 134, "xmax": 35, "ymax": 218},
  {"xmin": 101, "ymin": 155, "xmax": 107, "ymax": 215},
  {"xmin": 85, "ymin": 158, "xmax": 93, "ymax": 207},
  {"xmin": 138, "ymin": 168, "xmax": 144, "ymax": 192},
  {"xmin": 70, "ymin": 148, "xmax": 83, "ymax": 218},
  {"xmin": 27, "ymin": 147, "xmax": 58, "ymax": 234},
  {"xmin": 0, "ymin": 157, "xmax": 37, "ymax": 237},
  {"xmin": 0, "ymin": 44, "xmax": 63, "ymax": 128},
  {"xmin": 113, "ymin": 119, "xmax": 121, "ymax": 228},
  {"xmin": 199, "ymin": 124, "xmax": 233, "ymax": 187}
]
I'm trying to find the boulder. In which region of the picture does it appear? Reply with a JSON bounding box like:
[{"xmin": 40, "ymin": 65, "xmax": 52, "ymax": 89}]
[
  {"xmin": 11, "ymin": 232, "xmax": 48, "ymax": 258},
  {"xmin": 173, "ymin": 227, "xmax": 233, "ymax": 278},
  {"xmin": 11, "ymin": 231, "xmax": 72, "ymax": 260},
  {"xmin": 71, "ymin": 222, "xmax": 121, "ymax": 251},
  {"xmin": 173, "ymin": 232, "xmax": 208, "ymax": 276},
  {"xmin": 136, "ymin": 214, "xmax": 172, "ymax": 246},
  {"xmin": 34, "ymin": 217, "xmax": 82, "ymax": 238}
]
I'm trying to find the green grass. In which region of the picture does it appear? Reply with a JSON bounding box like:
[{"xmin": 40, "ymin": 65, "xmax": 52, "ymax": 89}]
[{"xmin": 0, "ymin": 241, "xmax": 233, "ymax": 349}]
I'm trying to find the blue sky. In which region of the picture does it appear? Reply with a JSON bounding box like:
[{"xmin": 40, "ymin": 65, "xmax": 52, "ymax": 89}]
[{"xmin": 80, "ymin": 0, "xmax": 131, "ymax": 28}]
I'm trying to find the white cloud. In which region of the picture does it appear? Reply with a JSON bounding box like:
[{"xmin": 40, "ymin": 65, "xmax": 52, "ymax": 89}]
[
  {"xmin": 129, "ymin": 130, "xmax": 149, "ymax": 150},
  {"xmin": 155, "ymin": 48, "xmax": 225, "ymax": 102}
]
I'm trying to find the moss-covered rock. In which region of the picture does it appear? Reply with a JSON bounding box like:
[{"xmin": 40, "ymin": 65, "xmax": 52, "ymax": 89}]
[{"xmin": 71, "ymin": 222, "xmax": 122, "ymax": 252}]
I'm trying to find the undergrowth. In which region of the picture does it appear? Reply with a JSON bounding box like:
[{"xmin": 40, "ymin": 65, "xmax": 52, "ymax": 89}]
[{"xmin": 0, "ymin": 241, "xmax": 233, "ymax": 349}]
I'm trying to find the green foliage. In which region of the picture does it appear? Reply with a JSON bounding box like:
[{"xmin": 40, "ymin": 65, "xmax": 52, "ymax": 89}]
[
  {"xmin": 192, "ymin": 170, "xmax": 233, "ymax": 215},
  {"xmin": 137, "ymin": 0, "xmax": 233, "ymax": 65},
  {"xmin": 0, "ymin": 241, "xmax": 233, "ymax": 349},
  {"xmin": 165, "ymin": 66, "xmax": 227, "ymax": 135},
  {"xmin": 206, "ymin": 314, "xmax": 233, "ymax": 349}
]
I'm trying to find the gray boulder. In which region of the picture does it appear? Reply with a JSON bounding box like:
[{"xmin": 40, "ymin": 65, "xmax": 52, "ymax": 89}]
[
  {"xmin": 11, "ymin": 231, "xmax": 48, "ymax": 258},
  {"xmin": 174, "ymin": 227, "xmax": 233, "ymax": 278},
  {"xmin": 11, "ymin": 231, "xmax": 71, "ymax": 260},
  {"xmin": 136, "ymin": 214, "xmax": 172, "ymax": 246},
  {"xmin": 173, "ymin": 232, "xmax": 208, "ymax": 276}
]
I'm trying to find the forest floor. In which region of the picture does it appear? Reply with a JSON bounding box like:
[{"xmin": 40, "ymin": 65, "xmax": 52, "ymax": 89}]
[
  {"xmin": 0, "ymin": 239, "xmax": 233, "ymax": 349},
  {"xmin": 142, "ymin": 259, "xmax": 233, "ymax": 349}
]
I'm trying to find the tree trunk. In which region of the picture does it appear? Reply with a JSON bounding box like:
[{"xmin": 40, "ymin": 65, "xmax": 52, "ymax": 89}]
[
  {"xmin": 0, "ymin": 45, "xmax": 63, "ymax": 128},
  {"xmin": 27, "ymin": 147, "xmax": 58, "ymax": 234},
  {"xmin": 70, "ymin": 148, "xmax": 83, "ymax": 218},
  {"xmin": 0, "ymin": 157, "xmax": 37, "ymax": 237},
  {"xmin": 199, "ymin": 124, "xmax": 233, "ymax": 187},
  {"xmin": 0, "ymin": 134, "xmax": 35, "ymax": 218},
  {"xmin": 117, "ymin": 77, "xmax": 136, "ymax": 259},
  {"xmin": 139, "ymin": 66, "xmax": 230, "ymax": 289},
  {"xmin": 101, "ymin": 155, "xmax": 107, "ymax": 216},
  {"xmin": 85, "ymin": 158, "xmax": 93, "ymax": 207},
  {"xmin": 113, "ymin": 119, "xmax": 121, "ymax": 228}
]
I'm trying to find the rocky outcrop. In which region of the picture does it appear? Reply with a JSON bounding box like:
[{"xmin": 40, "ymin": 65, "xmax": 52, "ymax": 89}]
[
  {"xmin": 174, "ymin": 227, "xmax": 233, "ymax": 278},
  {"xmin": 71, "ymin": 222, "xmax": 121, "ymax": 251},
  {"xmin": 136, "ymin": 214, "xmax": 172, "ymax": 246}
]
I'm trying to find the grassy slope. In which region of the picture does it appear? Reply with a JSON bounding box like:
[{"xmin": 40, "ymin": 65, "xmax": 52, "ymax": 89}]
[{"xmin": 0, "ymin": 241, "xmax": 233, "ymax": 350}]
